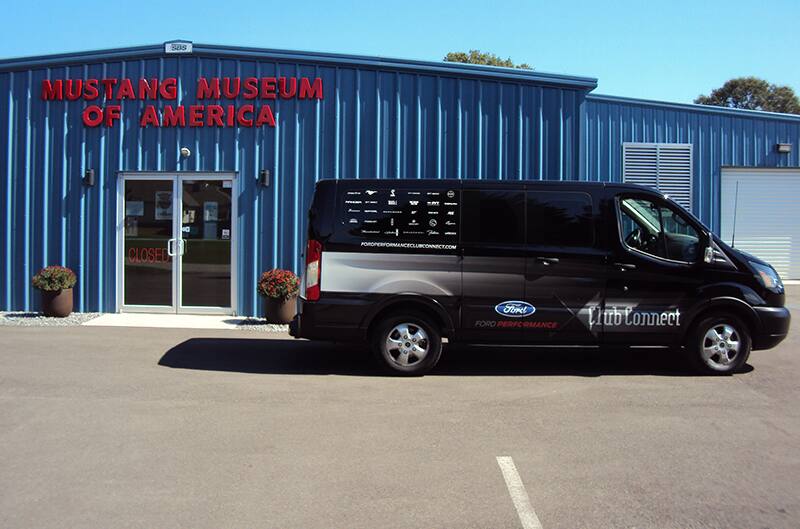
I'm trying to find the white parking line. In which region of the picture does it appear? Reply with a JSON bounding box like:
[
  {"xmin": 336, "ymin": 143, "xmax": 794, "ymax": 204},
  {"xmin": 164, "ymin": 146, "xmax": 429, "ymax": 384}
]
[{"xmin": 496, "ymin": 456, "xmax": 543, "ymax": 529}]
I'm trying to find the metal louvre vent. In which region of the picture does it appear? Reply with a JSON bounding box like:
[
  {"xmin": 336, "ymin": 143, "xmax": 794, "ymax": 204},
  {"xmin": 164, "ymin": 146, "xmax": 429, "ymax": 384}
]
[{"xmin": 623, "ymin": 143, "xmax": 693, "ymax": 210}]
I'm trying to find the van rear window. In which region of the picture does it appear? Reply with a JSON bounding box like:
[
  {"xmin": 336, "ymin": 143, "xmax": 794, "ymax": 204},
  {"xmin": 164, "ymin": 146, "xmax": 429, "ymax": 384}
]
[{"xmin": 339, "ymin": 186, "xmax": 459, "ymax": 245}]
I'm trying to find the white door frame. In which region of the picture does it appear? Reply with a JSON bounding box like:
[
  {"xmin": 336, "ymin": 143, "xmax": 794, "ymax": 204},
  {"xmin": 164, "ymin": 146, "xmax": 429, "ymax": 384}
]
[{"xmin": 116, "ymin": 172, "xmax": 238, "ymax": 315}]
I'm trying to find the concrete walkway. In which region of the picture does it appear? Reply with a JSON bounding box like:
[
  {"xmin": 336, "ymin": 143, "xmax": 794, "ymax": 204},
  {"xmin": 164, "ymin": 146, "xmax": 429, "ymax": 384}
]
[{"xmin": 83, "ymin": 313, "xmax": 245, "ymax": 330}]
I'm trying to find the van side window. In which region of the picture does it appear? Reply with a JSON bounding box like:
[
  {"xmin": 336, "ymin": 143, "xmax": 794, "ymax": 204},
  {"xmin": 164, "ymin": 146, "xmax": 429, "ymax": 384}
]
[
  {"xmin": 527, "ymin": 191, "xmax": 594, "ymax": 248},
  {"xmin": 618, "ymin": 197, "xmax": 700, "ymax": 262},
  {"xmin": 462, "ymin": 189, "xmax": 524, "ymax": 244}
]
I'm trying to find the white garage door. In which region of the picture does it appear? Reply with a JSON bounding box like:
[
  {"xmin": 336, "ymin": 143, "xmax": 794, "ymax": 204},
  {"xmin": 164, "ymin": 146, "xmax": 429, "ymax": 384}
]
[{"xmin": 720, "ymin": 168, "xmax": 800, "ymax": 279}]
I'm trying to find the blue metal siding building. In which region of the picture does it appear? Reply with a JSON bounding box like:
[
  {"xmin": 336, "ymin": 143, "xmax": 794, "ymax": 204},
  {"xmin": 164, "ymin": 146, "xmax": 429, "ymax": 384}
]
[
  {"xmin": 583, "ymin": 94, "xmax": 800, "ymax": 233},
  {"xmin": 1, "ymin": 42, "xmax": 799, "ymax": 315}
]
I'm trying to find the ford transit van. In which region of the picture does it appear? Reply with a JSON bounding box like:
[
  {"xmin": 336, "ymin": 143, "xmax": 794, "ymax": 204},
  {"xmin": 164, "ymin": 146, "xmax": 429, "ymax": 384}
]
[{"xmin": 289, "ymin": 179, "xmax": 790, "ymax": 376}]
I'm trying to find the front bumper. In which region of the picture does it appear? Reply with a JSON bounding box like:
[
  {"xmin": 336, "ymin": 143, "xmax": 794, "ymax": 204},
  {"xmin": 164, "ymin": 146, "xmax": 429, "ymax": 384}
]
[{"xmin": 752, "ymin": 306, "xmax": 791, "ymax": 350}]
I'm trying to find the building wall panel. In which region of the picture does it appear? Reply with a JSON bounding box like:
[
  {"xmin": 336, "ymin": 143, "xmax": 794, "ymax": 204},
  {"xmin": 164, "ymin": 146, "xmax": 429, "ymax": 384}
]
[
  {"xmin": 583, "ymin": 95, "xmax": 800, "ymax": 233},
  {"xmin": 0, "ymin": 51, "xmax": 587, "ymax": 315}
]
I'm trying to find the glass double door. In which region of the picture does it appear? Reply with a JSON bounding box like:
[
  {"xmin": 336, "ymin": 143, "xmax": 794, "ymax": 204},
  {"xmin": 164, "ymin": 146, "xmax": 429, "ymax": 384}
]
[{"xmin": 121, "ymin": 175, "xmax": 234, "ymax": 314}]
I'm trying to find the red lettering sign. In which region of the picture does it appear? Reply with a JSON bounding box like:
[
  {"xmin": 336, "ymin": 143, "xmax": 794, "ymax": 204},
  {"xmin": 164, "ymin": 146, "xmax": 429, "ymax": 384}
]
[
  {"xmin": 139, "ymin": 105, "xmax": 160, "ymax": 127},
  {"xmin": 128, "ymin": 247, "xmax": 170, "ymax": 264},
  {"xmin": 41, "ymin": 79, "xmax": 63, "ymax": 100},
  {"xmin": 279, "ymin": 77, "xmax": 296, "ymax": 99},
  {"xmin": 160, "ymin": 78, "xmax": 178, "ymax": 100},
  {"xmin": 82, "ymin": 105, "xmax": 104, "ymax": 127},
  {"xmin": 40, "ymin": 76, "xmax": 323, "ymax": 128},
  {"xmin": 299, "ymin": 77, "xmax": 323, "ymax": 99},
  {"xmin": 163, "ymin": 105, "xmax": 185, "ymax": 127},
  {"xmin": 256, "ymin": 105, "xmax": 276, "ymax": 127},
  {"xmin": 197, "ymin": 77, "xmax": 220, "ymax": 99}
]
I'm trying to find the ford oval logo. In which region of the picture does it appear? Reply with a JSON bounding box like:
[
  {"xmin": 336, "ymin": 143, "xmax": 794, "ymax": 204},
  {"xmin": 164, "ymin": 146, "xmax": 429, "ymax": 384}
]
[{"xmin": 494, "ymin": 301, "xmax": 536, "ymax": 318}]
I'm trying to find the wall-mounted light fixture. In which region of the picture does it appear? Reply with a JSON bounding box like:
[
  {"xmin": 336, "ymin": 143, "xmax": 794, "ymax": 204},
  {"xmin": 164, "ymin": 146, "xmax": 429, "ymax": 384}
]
[
  {"xmin": 776, "ymin": 143, "xmax": 792, "ymax": 154},
  {"xmin": 180, "ymin": 147, "xmax": 192, "ymax": 158},
  {"xmin": 259, "ymin": 169, "xmax": 270, "ymax": 187},
  {"xmin": 83, "ymin": 169, "xmax": 95, "ymax": 187}
]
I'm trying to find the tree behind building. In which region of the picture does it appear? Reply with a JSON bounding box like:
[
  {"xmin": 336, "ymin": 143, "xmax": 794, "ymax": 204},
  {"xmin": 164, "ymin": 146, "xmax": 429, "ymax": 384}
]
[
  {"xmin": 695, "ymin": 77, "xmax": 800, "ymax": 115},
  {"xmin": 444, "ymin": 50, "xmax": 532, "ymax": 70}
]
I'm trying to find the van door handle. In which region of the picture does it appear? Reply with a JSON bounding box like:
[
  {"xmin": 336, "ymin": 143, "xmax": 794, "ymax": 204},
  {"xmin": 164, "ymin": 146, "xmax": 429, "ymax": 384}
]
[
  {"xmin": 614, "ymin": 262, "xmax": 637, "ymax": 271},
  {"xmin": 536, "ymin": 257, "xmax": 560, "ymax": 266}
]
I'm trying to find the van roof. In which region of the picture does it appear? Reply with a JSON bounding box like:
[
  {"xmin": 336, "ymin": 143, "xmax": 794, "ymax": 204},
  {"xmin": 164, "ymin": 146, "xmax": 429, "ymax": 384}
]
[{"xmin": 320, "ymin": 178, "xmax": 655, "ymax": 193}]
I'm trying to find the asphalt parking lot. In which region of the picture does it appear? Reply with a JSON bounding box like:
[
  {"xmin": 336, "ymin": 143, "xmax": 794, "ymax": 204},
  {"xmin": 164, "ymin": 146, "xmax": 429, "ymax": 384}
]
[{"xmin": 1, "ymin": 293, "xmax": 799, "ymax": 529}]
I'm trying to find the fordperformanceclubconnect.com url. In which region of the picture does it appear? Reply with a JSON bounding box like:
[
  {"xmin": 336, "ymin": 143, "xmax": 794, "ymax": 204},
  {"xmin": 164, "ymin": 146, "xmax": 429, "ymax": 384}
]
[{"xmin": 360, "ymin": 241, "xmax": 457, "ymax": 250}]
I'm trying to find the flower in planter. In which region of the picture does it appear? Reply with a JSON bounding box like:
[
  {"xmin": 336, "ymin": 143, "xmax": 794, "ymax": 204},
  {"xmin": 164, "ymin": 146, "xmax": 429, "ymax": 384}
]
[
  {"xmin": 32, "ymin": 266, "xmax": 77, "ymax": 292},
  {"xmin": 257, "ymin": 269, "xmax": 300, "ymax": 301}
]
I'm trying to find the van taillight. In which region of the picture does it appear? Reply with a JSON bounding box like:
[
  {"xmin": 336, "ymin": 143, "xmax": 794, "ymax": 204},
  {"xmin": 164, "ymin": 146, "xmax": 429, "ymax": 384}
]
[{"xmin": 305, "ymin": 239, "xmax": 322, "ymax": 301}]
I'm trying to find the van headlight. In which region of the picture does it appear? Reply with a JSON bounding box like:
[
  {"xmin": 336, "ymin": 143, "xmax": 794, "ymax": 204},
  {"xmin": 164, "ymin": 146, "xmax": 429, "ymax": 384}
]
[{"xmin": 750, "ymin": 261, "xmax": 783, "ymax": 291}]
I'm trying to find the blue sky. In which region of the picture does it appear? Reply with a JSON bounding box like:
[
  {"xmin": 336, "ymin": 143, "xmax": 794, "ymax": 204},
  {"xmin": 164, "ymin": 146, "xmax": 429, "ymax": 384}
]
[{"xmin": 2, "ymin": 0, "xmax": 798, "ymax": 104}]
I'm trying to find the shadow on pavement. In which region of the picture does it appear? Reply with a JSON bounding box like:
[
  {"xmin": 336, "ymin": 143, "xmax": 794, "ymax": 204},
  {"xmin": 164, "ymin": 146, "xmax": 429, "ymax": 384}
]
[
  {"xmin": 160, "ymin": 338, "xmax": 373, "ymax": 376},
  {"xmin": 158, "ymin": 338, "xmax": 753, "ymax": 377}
]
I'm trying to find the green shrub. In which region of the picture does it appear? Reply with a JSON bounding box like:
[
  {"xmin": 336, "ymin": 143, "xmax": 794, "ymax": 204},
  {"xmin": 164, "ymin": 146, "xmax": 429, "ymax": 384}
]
[{"xmin": 32, "ymin": 266, "xmax": 77, "ymax": 291}]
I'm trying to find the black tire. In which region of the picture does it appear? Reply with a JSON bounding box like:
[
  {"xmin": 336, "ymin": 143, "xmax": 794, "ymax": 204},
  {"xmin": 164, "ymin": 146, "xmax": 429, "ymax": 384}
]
[
  {"xmin": 685, "ymin": 313, "xmax": 751, "ymax": 375},
  {"xmin": 370, "ymin": 312, "xmax": 442, "ymax": 376}
]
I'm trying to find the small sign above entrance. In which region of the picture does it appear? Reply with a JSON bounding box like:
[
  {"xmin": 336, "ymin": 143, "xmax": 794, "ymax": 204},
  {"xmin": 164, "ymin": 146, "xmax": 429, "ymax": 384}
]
[{"xmin": 165, "ymin": 41, "xmax": 193, "ymax": 54}]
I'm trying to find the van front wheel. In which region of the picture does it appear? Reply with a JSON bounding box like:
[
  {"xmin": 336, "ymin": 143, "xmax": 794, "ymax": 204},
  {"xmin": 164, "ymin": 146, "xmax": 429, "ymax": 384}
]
[
  {"xmin": 686, "ymin": 314, "xmax": 751, "ymax": 375},
  {"xmin": 371, "ymin": 314, "xmax": 442, "ymax": 376}
]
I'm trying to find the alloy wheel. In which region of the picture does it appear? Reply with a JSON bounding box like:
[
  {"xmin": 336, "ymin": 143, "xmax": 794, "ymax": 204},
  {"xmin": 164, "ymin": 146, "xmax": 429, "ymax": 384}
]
[
  {"xmin": 385, "ymin": 323, "xmax": 429, "ymax": 368},
  {"xmin": 701, "ymin": 323, "xmax": 741, "ymax": 370}
]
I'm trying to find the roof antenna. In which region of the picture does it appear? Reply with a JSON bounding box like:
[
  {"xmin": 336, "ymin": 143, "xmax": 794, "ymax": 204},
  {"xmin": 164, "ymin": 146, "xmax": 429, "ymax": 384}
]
[{"xmin": 731, "ymin": 180, "xmax": 740, "ymax": 248}]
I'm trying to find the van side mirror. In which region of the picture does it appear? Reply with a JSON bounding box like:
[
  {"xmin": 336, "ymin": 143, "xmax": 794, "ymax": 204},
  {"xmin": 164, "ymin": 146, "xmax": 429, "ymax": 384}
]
[{"xmin": 702, "ymin": 231, "xmax": 713, "ymax": 264}]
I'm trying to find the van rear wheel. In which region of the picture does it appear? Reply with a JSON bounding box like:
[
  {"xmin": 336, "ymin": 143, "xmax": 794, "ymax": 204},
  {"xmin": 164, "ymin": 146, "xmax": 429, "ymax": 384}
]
[
  {"xmin": 685, "ymin": 314, "xmax": 751, "ymax": 375},
  {"xmin": 371, "ymin": 313, "xmax": 442, "ymax": 376}
]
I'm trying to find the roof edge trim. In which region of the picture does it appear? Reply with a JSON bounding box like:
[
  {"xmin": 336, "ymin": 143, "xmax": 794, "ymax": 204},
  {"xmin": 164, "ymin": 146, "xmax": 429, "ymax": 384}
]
[
  {"xmin": 588, "ymin": 93, "xmax": 800, "ymax": 122},
  {"xmin": 0, "ymin": 42, "xmax": 598, "ymax": 90}
]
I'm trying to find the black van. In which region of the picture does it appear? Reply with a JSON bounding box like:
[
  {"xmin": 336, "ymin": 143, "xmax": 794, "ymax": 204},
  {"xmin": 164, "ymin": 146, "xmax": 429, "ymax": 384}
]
[{"xmin": 289, "ymin": 179, "xmax": 790, "ymax": 376}]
